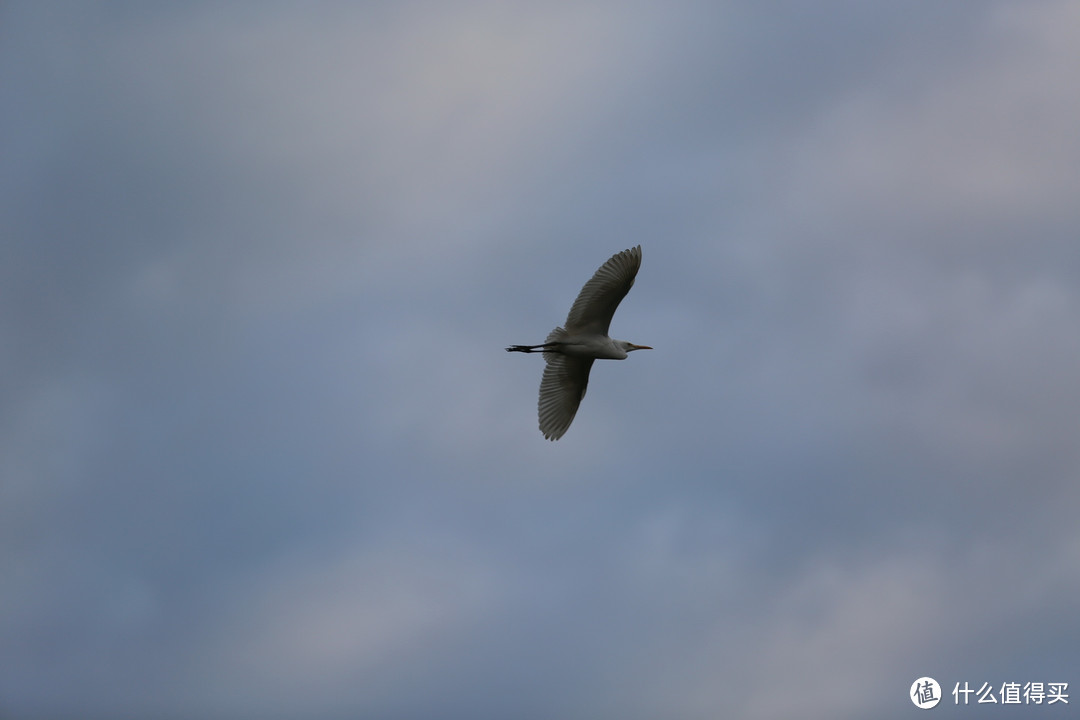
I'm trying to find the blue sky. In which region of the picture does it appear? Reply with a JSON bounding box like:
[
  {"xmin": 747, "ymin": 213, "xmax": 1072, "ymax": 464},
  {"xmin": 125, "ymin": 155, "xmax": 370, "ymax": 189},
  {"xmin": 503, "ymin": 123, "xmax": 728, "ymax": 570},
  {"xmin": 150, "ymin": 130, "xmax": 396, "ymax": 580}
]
[{"xmin": 3, "ymin": 2, "xmax": 1080, "ymax": 718}]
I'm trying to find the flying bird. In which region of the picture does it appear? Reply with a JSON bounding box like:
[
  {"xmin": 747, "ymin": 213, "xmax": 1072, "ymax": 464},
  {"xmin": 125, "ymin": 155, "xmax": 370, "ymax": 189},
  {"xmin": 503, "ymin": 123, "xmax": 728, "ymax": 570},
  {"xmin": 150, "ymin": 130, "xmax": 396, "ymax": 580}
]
[{"xmin": 507, "ymin": 245, "xmax": 651, "ymax": 440}]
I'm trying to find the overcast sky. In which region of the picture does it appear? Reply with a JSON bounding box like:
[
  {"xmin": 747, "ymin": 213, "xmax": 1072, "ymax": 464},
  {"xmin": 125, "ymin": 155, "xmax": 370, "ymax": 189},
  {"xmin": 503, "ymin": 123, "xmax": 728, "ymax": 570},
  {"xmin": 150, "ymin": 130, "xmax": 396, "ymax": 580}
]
[{"xmin": 3, "ymin": 2, "xmax": 1080, "ymax": 719}]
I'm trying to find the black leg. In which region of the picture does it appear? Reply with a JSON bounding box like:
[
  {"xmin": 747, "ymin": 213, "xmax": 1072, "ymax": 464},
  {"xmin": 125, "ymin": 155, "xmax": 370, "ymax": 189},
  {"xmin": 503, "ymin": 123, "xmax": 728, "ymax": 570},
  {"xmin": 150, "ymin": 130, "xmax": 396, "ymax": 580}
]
[{"xmin": 506, "ymin": 342, "xmax": 557, "ymax": 353}]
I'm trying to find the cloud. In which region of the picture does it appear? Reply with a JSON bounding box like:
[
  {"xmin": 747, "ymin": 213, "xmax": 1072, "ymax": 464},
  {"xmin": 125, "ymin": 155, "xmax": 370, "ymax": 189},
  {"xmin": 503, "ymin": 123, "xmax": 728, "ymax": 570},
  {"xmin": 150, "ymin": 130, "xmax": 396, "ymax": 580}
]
[
  {"xmin": 187, "ymin": 538, "xmax": 499, "ymax": 717},
  {"xmin": 4, "ymin": 2, "xmax": 1080, "ymax": 719}
]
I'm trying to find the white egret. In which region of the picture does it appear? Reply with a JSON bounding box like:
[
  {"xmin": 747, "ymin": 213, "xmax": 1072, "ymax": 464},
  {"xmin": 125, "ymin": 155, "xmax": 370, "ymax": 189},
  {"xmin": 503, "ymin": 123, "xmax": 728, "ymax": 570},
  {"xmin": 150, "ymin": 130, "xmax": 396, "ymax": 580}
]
[{"xmin": 507, "ymin": 245, "xmax": 651, "ymax": 440}]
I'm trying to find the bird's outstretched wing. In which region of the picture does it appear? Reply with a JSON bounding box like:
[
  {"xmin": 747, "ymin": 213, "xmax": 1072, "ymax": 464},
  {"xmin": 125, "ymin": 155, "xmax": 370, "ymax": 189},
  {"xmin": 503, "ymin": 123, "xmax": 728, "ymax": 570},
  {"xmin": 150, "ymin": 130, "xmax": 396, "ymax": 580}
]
[
  {"xmin": 564, "ymin": 245, "xmax": 641, "ymax": 336},
  {"xmin": 538, "ymin": 351, "xmax": 595, "ymax": 441}
]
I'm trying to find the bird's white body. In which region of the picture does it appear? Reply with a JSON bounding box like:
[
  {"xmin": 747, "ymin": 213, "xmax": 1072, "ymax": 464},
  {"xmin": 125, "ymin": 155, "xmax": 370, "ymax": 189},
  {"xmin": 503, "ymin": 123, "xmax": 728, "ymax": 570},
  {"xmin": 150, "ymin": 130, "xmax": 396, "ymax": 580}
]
[
  {"xmin": 552, "ymin": 334, "xmax": 632, "ymax": 359},
  {"xmin": 507, "ymin": 246, "xmax": 650, "ymax": 440}
]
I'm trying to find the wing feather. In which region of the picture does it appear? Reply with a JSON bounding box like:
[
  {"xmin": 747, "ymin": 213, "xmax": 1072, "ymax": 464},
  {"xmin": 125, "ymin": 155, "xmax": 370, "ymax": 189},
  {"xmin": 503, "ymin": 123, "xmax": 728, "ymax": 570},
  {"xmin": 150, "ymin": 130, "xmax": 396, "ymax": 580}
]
[
  {"xmin": 538, "ymin": 350, "xmax": 594, "ymax": 441},
  {"xmin": 564, "ymin": 245, "xmax": 641, "ymax": 335}
]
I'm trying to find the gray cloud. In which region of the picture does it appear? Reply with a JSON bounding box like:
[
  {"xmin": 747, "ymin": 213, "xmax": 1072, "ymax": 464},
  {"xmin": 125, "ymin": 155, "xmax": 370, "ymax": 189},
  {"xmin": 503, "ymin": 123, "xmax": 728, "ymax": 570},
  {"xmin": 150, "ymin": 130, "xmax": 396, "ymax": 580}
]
[{"xmin": 3, "ymin": 2, "xmax": 1079, "ymax": 718}]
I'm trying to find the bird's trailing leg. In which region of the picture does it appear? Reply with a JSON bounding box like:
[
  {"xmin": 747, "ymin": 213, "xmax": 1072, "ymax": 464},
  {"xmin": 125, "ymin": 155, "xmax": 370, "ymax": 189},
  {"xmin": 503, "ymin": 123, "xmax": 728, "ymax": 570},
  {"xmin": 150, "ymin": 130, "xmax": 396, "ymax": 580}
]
[{"xmin": 506, "ymin": 342, "xmax": 559, "ymax": 353}]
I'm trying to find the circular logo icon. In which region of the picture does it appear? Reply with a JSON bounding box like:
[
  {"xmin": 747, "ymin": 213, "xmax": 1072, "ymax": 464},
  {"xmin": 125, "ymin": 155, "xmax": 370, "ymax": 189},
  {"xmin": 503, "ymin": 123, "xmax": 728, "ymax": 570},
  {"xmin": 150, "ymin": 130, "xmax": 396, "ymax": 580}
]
[{"xmin": 911, "ymin": 677, "xmax": 941, "ymax": 709}]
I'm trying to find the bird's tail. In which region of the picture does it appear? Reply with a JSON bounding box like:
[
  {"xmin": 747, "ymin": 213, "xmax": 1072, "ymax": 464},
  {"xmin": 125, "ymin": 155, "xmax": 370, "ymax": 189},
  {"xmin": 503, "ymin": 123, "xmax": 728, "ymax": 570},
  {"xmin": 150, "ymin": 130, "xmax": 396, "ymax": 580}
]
[{"xmin": 542, "ymin": 327, "xmax": 568, "ymax": 361}]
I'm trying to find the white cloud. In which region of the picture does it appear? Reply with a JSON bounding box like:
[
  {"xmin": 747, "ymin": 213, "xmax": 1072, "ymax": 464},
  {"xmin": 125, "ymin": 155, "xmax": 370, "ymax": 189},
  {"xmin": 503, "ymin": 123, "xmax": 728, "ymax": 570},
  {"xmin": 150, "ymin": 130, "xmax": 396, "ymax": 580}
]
[
  {"xmin": 194, "ymin": 537, "xmax": 499, "ymax": 715},
  {"xmin": 6, "ymin": 3, "xmax": 1080, "ymax": 719},
  {"xmin": 789, "ymin": 0, "xmax": 1080, "ymax": 224}
]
